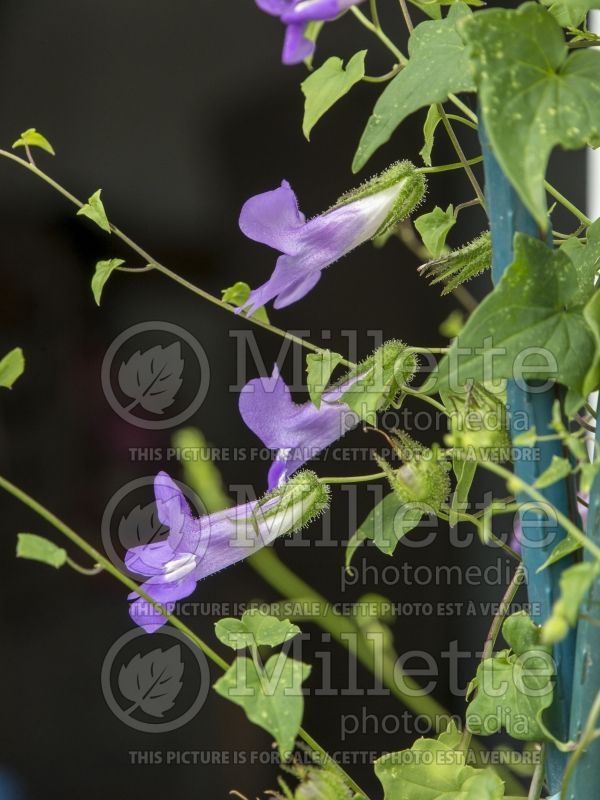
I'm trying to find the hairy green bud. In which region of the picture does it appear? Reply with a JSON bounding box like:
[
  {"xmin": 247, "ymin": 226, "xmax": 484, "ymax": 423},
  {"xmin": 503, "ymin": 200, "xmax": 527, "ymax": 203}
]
[
  {"xmin": 444, "ymin": 384, "xmax": 511, "ymax": 462},
  {"xmin": 419, "ymin": 231, "xmax": 491, "ymax": 294}
]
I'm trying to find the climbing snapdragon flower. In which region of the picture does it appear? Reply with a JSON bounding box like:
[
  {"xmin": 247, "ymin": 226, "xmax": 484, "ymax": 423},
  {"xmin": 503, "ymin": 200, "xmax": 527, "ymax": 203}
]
[
  {"xmin": 126, "ymin": 470, "xmax": 329, "ymax": 632},
  {"xmin": 255, "ymin": 0, "xmax": 366, "ymax": 65},
  {"xmin": 238, "ymin": 162, "xmax": 425, "ymax": 314}
]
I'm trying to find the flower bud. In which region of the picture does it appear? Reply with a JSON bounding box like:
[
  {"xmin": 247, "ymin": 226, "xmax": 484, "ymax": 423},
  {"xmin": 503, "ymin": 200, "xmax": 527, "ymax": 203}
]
[
  {"xmin": 419, "ymin": 231, "xmax": 491, "ymax": 295},
  {"xmin": 378, "ymin": 432, "xmax": 451, "ymax": 513},
  {"xmin": 295, "ymin": 768, "xmax": 353, "ymax": 800},
  {"xmin": 336, "ymin": 340, "xmax": 418, "ymax": 424},
  {"xmin": 257, "ymin": 469, "xmax": 330, "ymax": 536},
  {"xmin": 444, "ymin": 384, "xmax": 510, "ymax": 462}
]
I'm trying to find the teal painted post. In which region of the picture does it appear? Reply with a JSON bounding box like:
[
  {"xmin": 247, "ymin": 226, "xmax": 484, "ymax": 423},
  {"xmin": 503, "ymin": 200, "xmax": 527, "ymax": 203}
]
[{"xmin": 479, "ymin": 121, "xmax": 576, "ymax": 794}]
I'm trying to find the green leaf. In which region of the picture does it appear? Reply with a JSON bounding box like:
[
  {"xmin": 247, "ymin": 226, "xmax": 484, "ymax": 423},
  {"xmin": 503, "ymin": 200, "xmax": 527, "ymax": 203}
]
[
  {"xmin": 438, "ymin": 310, "xmax": 465, "ymax": 339},
  {"xmin": 353, "ymin": 4, "xmax": 474, "ymax": 172},
  {"xmin": 0, "ymin": 347, "xmax": 25, "ymax": 389},
  {"xmin": 534, "ymin": 455, "xmax": 572, "ymax": 489},
  {"xmin": 415, "ymin": 205, "xmax": 456, "ymax": 257},
  {"xmin": 502, "ymin": 610, "xmax": 548, "ymax": 655},
  {"xmin": 172, "ymin": 427, "xmax": 232, "ymax": 514},
  {"xmin": 375, "ymin": 730, "xmax": 504, "ymax": 800},
  {"xmin": 213, "ymin": 653, "xmax": 310, "ymax": 757},
  {"xmin": 419, "ymin": 104, "xmax": 443, "ymax": 167},
  {"xmin": 560, "ymin": 220, "xmax": 600, "ymax": 306},
  {"xmin": 301, "ymin": 51, "xmax": 366, "ymax": 140},
  {"xmin": 463, "ymin": 3, "xmax": 600, "ymax": 227},
  {"xmin": 541, "ymin": 0, "xmax": 600, "ymax": 28},
  {"xmin": 12, "ymin": 127, "xmax": 55, "ymax": 155},
  {"xmin": 346, "ymin": 492, "xmax": 423, "ymax": 567},
  {"xmin": 77, "ymin": 189, "xmax": 111, "ymax": 233},
  {"xmin": 449, "ymin": 459, "xmax": 476, "ymax": 526},
  {"xmin": 583, "ymin": 287, "xmax": 600, "ymax": 394},
  {"xmin": 466, "ymin": 646, "xmax": 554, "ymax": 740},
  {"xmin": 91, "ymin": 258, "xmax": 124, "ymax": 305},
  {"xmin": 542, "ymin": 562, "xmax": 600, "ymax": 643},
  {"xmin": 214, "ymin": 609, "xmax": 300, "ymax": 650},
  {"xmin": 306, "ymin": 350, "xmax": 344, "ymax": 409},
  {"xmin": 513, "ymin": 427, "xmax": 538, "ymax": 447},
  {"xmin": 222, "ymin": 281, "xmax": 270, "ymax": 323},
  {"xmin": 16, "ymin": 533, "xmax": 67, "ymax": 568},
  {"xmin": 431, "ymin": 235, "xmax": 597, "ymax": 397}
]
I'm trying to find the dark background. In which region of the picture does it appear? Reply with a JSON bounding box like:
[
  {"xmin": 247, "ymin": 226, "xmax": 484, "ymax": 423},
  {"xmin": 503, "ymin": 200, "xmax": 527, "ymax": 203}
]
[{"xmin": 0, "ymin": 2, "xmax": 585, "ymax": 798}]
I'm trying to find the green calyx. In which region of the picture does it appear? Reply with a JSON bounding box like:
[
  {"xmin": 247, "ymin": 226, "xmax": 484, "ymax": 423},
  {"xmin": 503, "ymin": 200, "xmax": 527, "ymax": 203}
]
[
  {"xmin": 378, "ymin": 432, "xmax": 451, "ymax": 512},
  {"xmin": 335, "ymin": 340, "xmax": 418, "ymax": 424},
  {"xmin": 444, "ymin": 383, "xmax": 510, "ymax": 462},
  {"xmin": 334, "ymin": 160, "xmax": 427, "ymax": 238},
  {"xmin": 258, "ymin": 470, "xmax": 330, "ymax": 534},
  {"xmin": 419, "ymin": 231, "xmax": 491, "ymax": 295}
]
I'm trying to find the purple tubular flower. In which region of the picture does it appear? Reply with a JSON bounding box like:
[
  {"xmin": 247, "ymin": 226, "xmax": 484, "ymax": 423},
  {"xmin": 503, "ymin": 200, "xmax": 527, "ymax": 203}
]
[
  {"xmin": 239, "ymin": 365, "xmax": 360, "ymax": 489},
  {"xmin": 238, "ymin": 162, "xmax": 425, "ymax": 314},
  {"xmin": 126, "ymin": 470, "xmax": 328, "ymax": 632},
  {"xmin": 255, "ymin": 0, "xmax": 366, "ymax": 65}
]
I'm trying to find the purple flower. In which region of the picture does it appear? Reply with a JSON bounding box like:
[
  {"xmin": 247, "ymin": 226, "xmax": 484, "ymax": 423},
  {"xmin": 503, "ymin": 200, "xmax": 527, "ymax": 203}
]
[
  {"xmin": 239, "ymin": 365, "xmax": 360, "ymax": 489},
  {"xmin": 126, "ymin": 470, "xmax": 328, "ymax": 632},
  {"xmin": 238, "ymin": 162, "xmax": 425, "ymax": 314},
  {"xmin": 255, "ymin": 0, "xmax": 366, "ymax": 65}
]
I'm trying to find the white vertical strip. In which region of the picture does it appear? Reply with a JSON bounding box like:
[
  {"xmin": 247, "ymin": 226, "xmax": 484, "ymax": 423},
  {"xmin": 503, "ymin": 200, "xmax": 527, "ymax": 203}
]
[{"xmin": 587, "ymin": 10, "xmax": 600, "ymax": 222}]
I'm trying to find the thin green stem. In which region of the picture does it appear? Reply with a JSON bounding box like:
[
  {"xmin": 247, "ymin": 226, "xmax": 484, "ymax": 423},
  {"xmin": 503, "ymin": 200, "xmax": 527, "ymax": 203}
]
[
  {"xmin": 369, "ymin": 0, "xmax": 381, "ymax": 30},
  {"xmin": 401, "ymin": 386, "xmax": 447, "ymax": 413},
  {"xmin": 362, "ymin": 65, "xmax": 401, "ymax": 83},
  {"xmin": 350, "ymin": 5, "xmax": 406, "ymax": 64},
  {"xmin": 0, "ymin": 473, "xmax": 367, "ymax": 798},
  {"xmin": 527, "ymin": 746, "xmax": 545, "ymax": 800},
  {"xmin": 438, "ymin": 111, "xmax": 486, "ymax": 206},
  {"xmin": 0, "ymin": 149, "xmax": 358, "ymax": 370},
  {"xmin": 318, "ymin": 471, "xmax": 387, "ymax": 484},
  {"xmin": 481, "ymin": 461, "xmax": 600, "ymax": 562},
  {"xmin": 418, "ymin": 156, "xmax": 483, "ymax": 174},
  {"xmin": 65, "ymin": 556, "xmax": 103, "ymax": 576},
  {"xmin": 447, "ymin": 94, "xmax": 478, "ymax": 123},
  {"xmin": 545, "ymin": 180, "xmax": 592, "ymax": 226},
  {"xmin": 445, "ymin": 113, "xmax": 478, "ymax": 131}
]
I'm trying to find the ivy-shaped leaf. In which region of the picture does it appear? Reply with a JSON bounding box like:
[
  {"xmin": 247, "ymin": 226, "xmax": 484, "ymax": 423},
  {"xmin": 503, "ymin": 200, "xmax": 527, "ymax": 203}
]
[
  {"xmin": 12, "ymin": 128, "xmax": 55, "ymax": 155},
  {"xmin": 375, "ymin": 727, "xmax": 504, "ymax": 800},
  {"xmin": 301, "ymin": 51, "xmax": 366, "ymax": 140},
  {"xmin": 346, "ymin": 492, "xmax": 423, "ymax": 567},
  {"xmin": 91, "ymin": 258, "xmax": 124, "ymax": 305},
  {"xmin": 466, "ymin": 613, "xmax": 554, "ymax": 741},
  {"xmin": 353, "ymin": 4, "xmax": 474, "ymax": 172},
  {"xmin": 415, "ymin": 205, "xmax": 456, "ymax": 257},
  {"xmin": 77, "ymin": 189, "xmax": 111, "ymax": 233},
  {"xmin": 0, "ymin": 347, "xmax": 25, "ymax": 389},
  {"xmin": 306, "ymin": 350, "xmax": 344, "ymax": 409},
  {"xmin": 431, "ymin": 235, "xmax": 599, "ymax": 398},
  {"xmin": 222, "ymin": 281, "xmax": 269, "ymax": 323},
  {"xmin": 16, "ymin": 533, "xmax": 67, "ymax": 568},
  {"xmin": 214, "ymin": 609, "xmax": 301, "ymax": 650},
  {"xmin": 213, "ymin": 653, "xmax": 310, "ymax": 757},
  {"xmin": 462, "ymin": 3, "xmax": 600, "ymax": 227}
]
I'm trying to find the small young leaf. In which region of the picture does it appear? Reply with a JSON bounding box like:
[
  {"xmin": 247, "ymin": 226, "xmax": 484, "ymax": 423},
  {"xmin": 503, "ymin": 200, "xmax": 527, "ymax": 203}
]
[
  {"xmin": 438, "ymin": 310, "xmax": 464, "ymax": 339},
  {"xmin": 534, "ymin": 455, "xmax": 572, "ymax": 489},
  {"xmin": 91, "ymin": 258, "xmax": 124, "ymax": 305},
  {"xmin": 0, "ymin": 347, "xmax": 25, "ymax": 389},
  {"xmin": 537, "ymin": 533, "xmax": 581, "ymax": 572},
  {"xmin": 449, "ymin": 459, "xmax": 476, "ymax": 526},
  {"xmin": 560, "ymin": 219, "xmax": 600, "ymax": 306},
  {"xmin": 301, "ymin": 51, "xmax": 366, "ymax": 140},
  {"xmin": 222, "ymin": 281, "xmax": 269, "ymax": 323},
  {"xmin": 540, "ymin": 0, "xmax": 600, "ymax": 28},
  {"xmin": 419, "ymin": 104, "xmax": 443, "ymax": 167},
  {"xmin": 415, "ymin": 205, "xmax": 456, "ymax": 257},
  {"xmin": 513, "ymin": 427, "xmax": 538, "ymax": 448},
  {"xmin": 213, "ymin": 653, "xmax": 310, "ymax": 757},
  {"xmin": 346, "ymin": 492, "xmax": 423, "ymax": 567},
  {"xmin": 16, "ymin": 533, "xmax": 67, "ymax": 568},
  {"xmin": 12, "ymin": 128, "xmax": 55, "ymax": 155},
  {"xmin": 306, "ymin": 350, "xmax": 344, "ymax": 408},
  {"xmin": 77, "ymin": 189, "xmax": 111, "ymax": 233},
  {"xmin": 214, "ymin": 609, "xmax": 300, "ymax": 650},
  {"xmin": 542, "ymin": 562, "xmax": 600, "ymax": 643}
]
